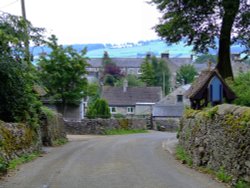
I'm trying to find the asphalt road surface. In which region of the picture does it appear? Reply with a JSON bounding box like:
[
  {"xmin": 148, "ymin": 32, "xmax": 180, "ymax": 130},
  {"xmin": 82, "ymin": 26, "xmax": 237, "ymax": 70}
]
[{"xmin": 0, "ymin": 131, "xmax": 226, "ymax": 188}]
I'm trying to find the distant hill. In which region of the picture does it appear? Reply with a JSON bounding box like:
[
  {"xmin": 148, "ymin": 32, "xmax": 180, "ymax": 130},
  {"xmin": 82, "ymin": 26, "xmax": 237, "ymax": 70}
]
[{"xmin": 31, "ymin": 39, "xmax": 245, "ymax": 59}]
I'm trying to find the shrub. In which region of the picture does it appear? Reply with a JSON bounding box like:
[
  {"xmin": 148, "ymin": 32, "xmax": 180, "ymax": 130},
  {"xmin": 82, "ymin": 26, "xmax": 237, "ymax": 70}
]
[
  {"xmin": 86, "ymin": 98, "xmax": 111, "ymax": 119},
  {"xmin": 0, "ymin": 61, "xmax": 41, "ymax": 127},
  {"xmin": 230, "ymin": 71, "xmax": 250, "ymax": 107}
]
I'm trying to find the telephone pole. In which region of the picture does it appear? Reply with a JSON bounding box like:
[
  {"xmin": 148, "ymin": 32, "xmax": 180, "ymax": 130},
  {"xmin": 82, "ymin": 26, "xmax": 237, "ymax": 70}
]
[
  {"xmin": 21, "ymin": 0, "xmax": 30, "ymax": 64},
  {"xmin": 21, "ymin": 0, "xmax": 27, "ymax": 19}
]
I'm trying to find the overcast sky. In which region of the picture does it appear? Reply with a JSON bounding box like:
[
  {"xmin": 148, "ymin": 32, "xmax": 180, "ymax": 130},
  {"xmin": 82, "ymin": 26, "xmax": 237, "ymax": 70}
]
[{"xmin": 0, "ymin": 0, "xmax": 161, "ymax": 44}]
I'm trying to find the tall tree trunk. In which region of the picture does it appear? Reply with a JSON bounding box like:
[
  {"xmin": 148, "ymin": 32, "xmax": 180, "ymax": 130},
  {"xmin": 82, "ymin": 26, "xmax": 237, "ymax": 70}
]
[{"xmin": 216, "ymin": 0, "xmax": 240, "ymax": 80}]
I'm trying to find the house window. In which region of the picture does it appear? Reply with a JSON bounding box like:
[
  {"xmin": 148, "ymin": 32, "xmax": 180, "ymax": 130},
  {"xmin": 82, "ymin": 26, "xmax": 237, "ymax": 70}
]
[
  {"xmin": 177, "ymin": 95, "xmax": 183, "ymax": 103},
  {"xmin": 137, "ymin": 69, "xmax": 142, "ymax": 74},
  {"xmin": 127, "ymin": 107, "xmax": 134, "ymax": 114},
  {"xmin": 110, "ymin": 107, "xmax": 116, "ymax": 114}
]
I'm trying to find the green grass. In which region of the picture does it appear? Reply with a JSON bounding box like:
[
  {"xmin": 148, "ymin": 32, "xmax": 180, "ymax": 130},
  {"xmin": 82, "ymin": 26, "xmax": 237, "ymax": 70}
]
[
  {"xmin": 104, "ymin": 129, "xmax": 148, "ymax": 135},
  {"xmin": 175, "ymin": 145, "xmax": 193, "ymax": 166},
  {"xmin": 216, "ymin": 167, "xmax": 232, "ymax": 183},
  {"xmin": 234, "ymin": 180, "xmax": 250, "ymax": 188},
  {"xmin": 8, "ymin": 152, "xmax": 40, "ymax": 170},
  {"xmin": 52, "ymin": 138, "xmax": 68, "ymax": 146}
]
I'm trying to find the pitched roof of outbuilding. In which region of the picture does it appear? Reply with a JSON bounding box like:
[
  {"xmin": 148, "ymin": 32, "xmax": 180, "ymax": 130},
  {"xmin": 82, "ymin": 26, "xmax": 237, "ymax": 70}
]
[
  {"xmin": 101, "ymin": 86, "xmax": 162, "ymax": 106},
  {"xmin": 152, "ymin": 105, "xmax": 184, "ymax": 117},
  {"xmin": 185, "ymin": 68, "xmax": 236, "ymax": 100}
]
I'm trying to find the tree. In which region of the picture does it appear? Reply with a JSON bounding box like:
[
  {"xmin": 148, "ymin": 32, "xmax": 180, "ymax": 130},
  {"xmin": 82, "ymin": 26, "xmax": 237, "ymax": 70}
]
[
  {"xmin": 151, "ymin": 0, "xmax": 250, "ymax": 79},
  {"xmin": 86, "ymin": 98, "xmax": 111, "ymax": 119},
  {"xmin": 115, "ymin": 74, "xmax": 146, "ymax": 87},
  {"xmin": 140, "ymin": 56, "xmax": 171, "ymax": 95},
  {"xmin": 38, "ymin": 35, "xmax": 88, "ymax": 110},
  {"xmin": 0, "ymin": 13, "xmax": 44, "ymax": 64},
  {"xmin": 230, "ymin": 71, "xmax": 250, "ymax": 107},
  {"xmin": 194, "ymin": 54, "xmax": 217, "ymax": 64},
  {"xmin": 176, "ymin": 64, "xmax": 198, "ymax": 85},
  {"xmin": 0, "ymin": 13, "xmax": 44, "ymax": 126},
  {"xmin": 140, "ymin": 57, "xmax": 155, "ymax": 86},
  {"xmin": 0, "ymin": 60, "xmax": 41, "ymax": 125},
  {"xmin": 101, "ymin": 51, "xmax": 123, "ymax": 86}
]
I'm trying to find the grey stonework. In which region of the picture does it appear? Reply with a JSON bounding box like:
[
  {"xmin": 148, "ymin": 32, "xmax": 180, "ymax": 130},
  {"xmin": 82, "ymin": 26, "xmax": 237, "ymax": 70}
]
[
  {"xmin": 65, "ymin": 118, "xmax": 148, "ymax": 135},
  {"xmin": 179, "ymin": 104, "xmax": 250, "ymax": 183},
  {"xmin": 153, "ymin": 118, "xmax": 180, "ymax": 132},
  {"xmin": 0, "ymin": 122, "xmax": 41, "ymax": 163},
  {"xmin": 40, "ymin": 112, "xmax": 67, "ymax": 146}
]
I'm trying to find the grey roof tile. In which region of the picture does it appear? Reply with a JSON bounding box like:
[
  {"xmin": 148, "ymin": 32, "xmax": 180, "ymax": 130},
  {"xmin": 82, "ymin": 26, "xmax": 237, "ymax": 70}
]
[{"xmin": 101, "ymin": 86, "xmax": 162, "ymax": 106}]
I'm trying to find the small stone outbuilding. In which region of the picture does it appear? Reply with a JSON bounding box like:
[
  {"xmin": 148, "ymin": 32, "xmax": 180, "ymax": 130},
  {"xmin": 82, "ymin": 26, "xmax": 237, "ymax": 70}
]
[{"xmin": 186, "ymin": 68, "xmax": 236, "ymax": 109}]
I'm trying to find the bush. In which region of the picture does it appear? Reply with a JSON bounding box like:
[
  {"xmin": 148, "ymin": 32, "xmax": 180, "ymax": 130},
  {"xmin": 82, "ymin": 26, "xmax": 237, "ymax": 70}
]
[
  {"xmin": 86, "ymin": 98, "xmax": 111, "ymax": 119},
  {"xmin": 230, "ymin": 71, "xmax": 250, "ymax": 107},
  {"xmin": 0, "ymin": 61, "xmax": 41, "ymax": 127}
]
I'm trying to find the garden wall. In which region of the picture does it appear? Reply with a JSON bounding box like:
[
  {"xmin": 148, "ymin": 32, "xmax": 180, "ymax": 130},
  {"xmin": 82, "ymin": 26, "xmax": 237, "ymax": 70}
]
[
  {"xmin": 179, "ymin": 104, "xmax": 250, "ymax": 183},
  {"xmin": 0, "ymin": 121, "xmax": 41, "ymax": 170},
  {"xmin": 40, "ymin": 108, "xmax": 67, "ymax": 146},
  {"xmin": 65, "ymin": 118, "xmax": 148, "ymax": 135},
  {"xmin": 153, "ymin": 118, "xmax": 180, "ymax": 131}
]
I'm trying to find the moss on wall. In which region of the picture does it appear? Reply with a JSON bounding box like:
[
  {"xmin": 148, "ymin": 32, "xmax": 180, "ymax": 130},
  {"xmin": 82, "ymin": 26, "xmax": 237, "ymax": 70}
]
[{"xmin": 179, "ymin": 104, "xmax": 250, "ymax": 184}]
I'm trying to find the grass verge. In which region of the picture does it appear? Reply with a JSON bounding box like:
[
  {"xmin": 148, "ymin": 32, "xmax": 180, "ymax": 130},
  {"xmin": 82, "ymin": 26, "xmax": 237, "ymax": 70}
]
[
  {"xmin": 175, "ymin": 145, "xmax": 193, "ymax": 166},
  {"xmin": 52, "ymin": 138, "xmax": 68, "ymax": 146},
  {"xmin": 8, "ymin": 151, "xmax": 40, "ymax": 170},
  {"xmin": 105, "ymin": 129, "xmax": 148, "ymax": 135}
]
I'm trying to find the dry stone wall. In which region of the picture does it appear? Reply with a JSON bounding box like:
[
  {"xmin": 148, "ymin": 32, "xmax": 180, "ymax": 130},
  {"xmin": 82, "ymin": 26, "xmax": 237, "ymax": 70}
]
[
  {"xmin": 65, "ymin": 118, "xmax": 148, "ymax": 135},
  {"xmin": 0, "ymin": 121, "xmax": 41, "ymax": 165},
  {"xmin": 179, "ymin": 104, "xmax": 250, "ymax": 183},
  {"xmin": 40, "ymin": 109, "xmax": 67, "ymax": 146}
]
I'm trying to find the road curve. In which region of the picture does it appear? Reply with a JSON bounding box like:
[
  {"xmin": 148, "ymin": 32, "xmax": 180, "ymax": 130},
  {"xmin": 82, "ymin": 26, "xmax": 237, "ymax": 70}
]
[{"xmin": 0, "ymin": 131, "xmax": 226, "ymax": 188}]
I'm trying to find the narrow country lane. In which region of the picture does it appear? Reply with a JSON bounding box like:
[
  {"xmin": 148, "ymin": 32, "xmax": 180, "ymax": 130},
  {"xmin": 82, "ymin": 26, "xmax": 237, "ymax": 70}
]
[{"xmin": 0, "ymin": 131, "xmax": 226, "ymax": 188}]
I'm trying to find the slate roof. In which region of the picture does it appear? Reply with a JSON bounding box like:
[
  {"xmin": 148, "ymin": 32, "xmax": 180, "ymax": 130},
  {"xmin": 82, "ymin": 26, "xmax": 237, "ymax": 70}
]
[
  {"xmin": 152, "ymin": 105, "xmax": 184, "ymax": 117},
  {"xmin": 88, "ymin": 58, "xmax": 144, "ymax": 68},
  {"xmin": 101, "ymin": 86, "xmax": 162, "ymax": 106},
  {"xmin": 185, "ymin": 68, "xmax": 236, "ymax": 100}
]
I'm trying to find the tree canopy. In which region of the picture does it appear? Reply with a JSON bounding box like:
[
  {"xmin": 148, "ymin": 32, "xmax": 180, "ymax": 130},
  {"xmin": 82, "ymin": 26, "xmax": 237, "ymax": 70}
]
[
  {"xmin": 151, "ymin": 0, "xmax": 250, "ymax": 79},
  {"xmin": 38, "ymin": 35, "xmax": 89, "ymax": 107},
  {"xmin": 101, "ymin": 51, "xmax": 123, "ymax": 86},
  {"xmin": 230, "ymin": 71, "xmax": 250, "ymax": 107},
  {"xmin": 176, "ymin": 64, "xmax": 198, "ymax": 85},
  {"xmin": 140, "ymin": 56, "xmax": 171, "ymax": 95},
  {"xmin": 0, "ymin": 13, "xmax": 44, "ymax": 126},
  {"xmin": 194, "ymin": 54, "xmax": 217, "ymax": 64}
]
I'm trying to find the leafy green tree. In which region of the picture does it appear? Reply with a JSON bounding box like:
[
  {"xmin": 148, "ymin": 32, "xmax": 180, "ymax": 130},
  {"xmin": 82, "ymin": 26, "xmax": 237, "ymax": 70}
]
[
  {"xmin": 104, "ymin": 74, "xmax": 116, "ymax": 86},
  {"xmin": 0, "ymin": 60, "xmax": 41, "ymax": 125},
  {"xmin": 152, "ymin": 56, "xmax": 171, "ymax": 95},
  {"xmin": 0, "ymin": 13, "xmax": 44, "ymax": 64},
  {"xmin": 38, "ymin": 35, "xmax": 88, "ymax": 110},
  {"xmin": 230, "ymin": 71, "xmax": 250, "ymax": 106},
  {"xmin": 151, "ymin": 0, "xmax": 250, "ymax": 79},
  {"xmin": 176, "ymin": 64, "xmax": 198, "ymax": 85},
  {"xmin": 115, "ymin": 74, "xmax": 146, "ymax": 87},
  {"xmin": 140, "ymin": 56, "xmax": 171, "ymax": 95},
  {"xmin": 194, "ymin": 54, "xmax": 217, "ymax": 64},
  {"xmin": 0, "ymin": 13, "xmax": 44, "ymax": 126},
  {"xmin": 86, "ymin": 98, "xmax": 111, "ymax": 119},
  {"xmin": 140, "ymin": 58, "xmax": 155, "ymax": 86},
  {"xmin": 86, "ymin": 82, "xmax": 100, "ymax": 105}
]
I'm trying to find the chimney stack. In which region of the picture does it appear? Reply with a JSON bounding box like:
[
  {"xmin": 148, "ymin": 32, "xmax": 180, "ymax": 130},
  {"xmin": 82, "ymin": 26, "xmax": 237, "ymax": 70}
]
[
  {"xmin": 123, "ymin": 79, "xmax": 128, "ymax": 92},
  {"xmin": 161, "ymin": 51, "xmax": 169, "ymax": 59}
]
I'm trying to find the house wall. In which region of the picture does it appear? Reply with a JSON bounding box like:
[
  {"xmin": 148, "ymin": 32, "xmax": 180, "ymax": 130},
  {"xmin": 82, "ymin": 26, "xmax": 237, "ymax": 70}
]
[
  {"xmin": 179, "ymin": 104, "xmax": 250, "ymax": 184},
  {"xmin": 111, "ymin": 106, "xmax": 129, "ymax": 116},
  {"xmin": 44, "ymin": 103, "xmax": 84, "ymax": 121},
  {"xmin": 135, "ymin": 105, "xmax": 152, "ymax": 115}
]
